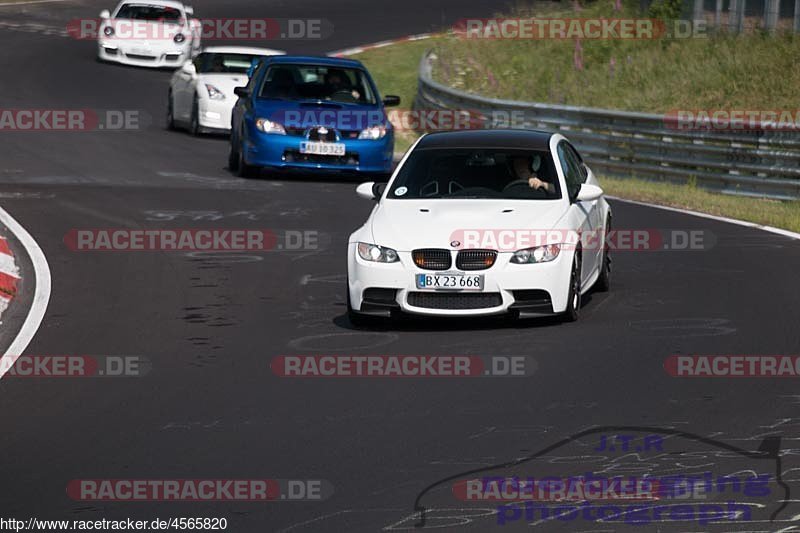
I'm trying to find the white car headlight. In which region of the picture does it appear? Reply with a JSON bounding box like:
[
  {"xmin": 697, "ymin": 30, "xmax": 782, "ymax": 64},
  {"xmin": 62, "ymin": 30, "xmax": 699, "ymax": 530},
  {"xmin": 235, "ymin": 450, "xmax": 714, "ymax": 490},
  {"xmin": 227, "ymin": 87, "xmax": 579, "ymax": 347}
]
[
  {"xmin": 173, "ymin": 33, "xmax": 186, "ymax": 43},
  {"xmin": 510, "ymin": 244, "xmax": 561, "ymax": 264},
  {"xmin": 357, "ymin": 242, "xmax": 399, "ymax": 263},
  {"xmin": 205, "ymin": 84, "xmax": 225, "ymax": 100},
  {"xmin": 255, "ymin": 118, "xmax": 286, "ymax": 134},
  {"xmin": 358, "ymin": 125, "xmax": 387, "ymax": 140},
  {"xmin": 102, "ymin": 26, "xmax": 115, "ymax": 37}
]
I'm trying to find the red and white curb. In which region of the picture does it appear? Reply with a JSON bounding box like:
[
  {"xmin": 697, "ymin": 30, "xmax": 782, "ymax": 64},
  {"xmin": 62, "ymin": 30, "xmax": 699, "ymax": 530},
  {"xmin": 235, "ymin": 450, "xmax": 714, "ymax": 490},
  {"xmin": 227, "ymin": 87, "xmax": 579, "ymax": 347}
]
[
  {"xmin": 0, "ymin": 235, "xmax": 20, "ymax": 319},
  {"xmin": 328, "ymin": 32, "xmax": 440, "ymax": 58},
  {"xmin": 0, "ymin": 206, "xmax": 51, "ymax": 378}
]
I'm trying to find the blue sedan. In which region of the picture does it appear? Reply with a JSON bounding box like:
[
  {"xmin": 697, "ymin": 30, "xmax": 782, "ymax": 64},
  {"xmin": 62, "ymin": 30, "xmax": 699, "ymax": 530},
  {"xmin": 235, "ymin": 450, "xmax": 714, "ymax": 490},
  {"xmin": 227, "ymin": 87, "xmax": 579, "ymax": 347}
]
[{"xmin": 229, "ymin": 55, "xmax": 399, "ymax": 178}]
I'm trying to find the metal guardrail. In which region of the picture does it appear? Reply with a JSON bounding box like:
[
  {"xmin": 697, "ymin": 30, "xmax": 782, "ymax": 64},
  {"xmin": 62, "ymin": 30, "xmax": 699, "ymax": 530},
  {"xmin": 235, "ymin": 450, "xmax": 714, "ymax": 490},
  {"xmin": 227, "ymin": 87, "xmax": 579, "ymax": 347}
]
[{"xmin": 414, "ymin": 51, "xmax": 800, "ymax": 200}]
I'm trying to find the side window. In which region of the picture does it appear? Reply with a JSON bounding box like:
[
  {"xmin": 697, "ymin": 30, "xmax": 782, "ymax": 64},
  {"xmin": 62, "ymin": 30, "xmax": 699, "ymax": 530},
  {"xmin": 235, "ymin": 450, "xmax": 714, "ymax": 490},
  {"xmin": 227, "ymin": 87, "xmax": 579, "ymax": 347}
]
[
  {"xmin": 566, "ymin": 143, "xmax": 588, "ymax": 183},
  {"xmin": 557, "ymin": 142, "xmax": 582, "ymax": 200},
  {"xmin": 247, "ymin": 63, "xmax": 266, "ymax": 92}
]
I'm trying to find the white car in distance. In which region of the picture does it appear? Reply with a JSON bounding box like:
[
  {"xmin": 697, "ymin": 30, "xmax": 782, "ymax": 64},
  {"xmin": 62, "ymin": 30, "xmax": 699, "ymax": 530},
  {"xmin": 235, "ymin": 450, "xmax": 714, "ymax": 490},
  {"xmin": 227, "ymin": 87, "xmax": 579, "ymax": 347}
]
[
  {"xmin": 167, "ymin": 46, "xmax": 284, "ymax": 135},
  {"xmin": 347, "ymin": 129, "xmax": 613, "ymax": 325},
  {"xmin": 98, "ymin": 0, "xmax": 201, "ymax": 68}
]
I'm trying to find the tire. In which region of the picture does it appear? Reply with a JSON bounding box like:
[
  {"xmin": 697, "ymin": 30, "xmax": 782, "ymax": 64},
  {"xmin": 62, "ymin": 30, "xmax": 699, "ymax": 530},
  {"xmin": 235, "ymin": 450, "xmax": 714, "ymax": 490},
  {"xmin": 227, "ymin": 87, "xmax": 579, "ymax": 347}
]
[
  {"xmin": 229, "ymin": 128, "xmax": 257, "ymax": 177},
  {"xmin": 595, "ymin": 216, "xmax": 612, "ymax": 292},
  {"xmin": 236, "ymin": 139, "xmax": 257, "ymax": 178},
  {"xmin": 562, "ymin": 251, "xmax": 582, "ymax": 322},
  {"xmin": 228, "ymin": 140, "xmax": 239, "ymax": 171},
  {"xmin": 189, "ymin": 96, "xmax": 201, "ymax": 136},
  {"xmin": 166, "ymin": 92, "xmax": 176, "ymax": 131}
]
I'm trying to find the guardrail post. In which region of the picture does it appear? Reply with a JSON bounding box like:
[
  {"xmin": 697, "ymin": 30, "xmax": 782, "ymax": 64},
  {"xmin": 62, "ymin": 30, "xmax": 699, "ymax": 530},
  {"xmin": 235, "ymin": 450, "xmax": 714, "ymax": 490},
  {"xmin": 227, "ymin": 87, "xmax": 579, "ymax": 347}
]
[
  {"xmin": 794, "ymin": 0, "xmax": 800, "ymax": 31},
  {"xmin": 765, "ymin": 0, "xmax": 780, "ymax": 30}
]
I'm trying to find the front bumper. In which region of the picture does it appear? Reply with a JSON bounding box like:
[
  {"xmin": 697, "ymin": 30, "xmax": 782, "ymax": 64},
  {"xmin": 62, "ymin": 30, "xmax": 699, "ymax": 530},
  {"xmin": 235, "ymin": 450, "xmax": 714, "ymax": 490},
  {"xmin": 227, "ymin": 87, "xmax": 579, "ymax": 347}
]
[
  {"xmin": 347, "ymin": 245, "xmax": 574, "ymax": 318},
  {"xmin": 197, "ymin": 98, "xmax": 234, "ymax": 132},
  {"xmin": 97, "ymin": 40, "xmax": 190, "ymax": 68},
  {"xmin": 242, "ymin": 126, "xmax": 394, "ymax": 174}
]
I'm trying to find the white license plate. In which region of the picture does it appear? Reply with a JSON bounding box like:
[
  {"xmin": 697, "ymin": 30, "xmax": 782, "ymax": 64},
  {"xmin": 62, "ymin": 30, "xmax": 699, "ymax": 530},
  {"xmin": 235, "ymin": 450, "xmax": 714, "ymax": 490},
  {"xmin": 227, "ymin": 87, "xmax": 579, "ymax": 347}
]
[
  {"xmin": 300, "ymin": 141, "xmax": 345, "ymax": 156},
  {"xmin": 130, "ymin": 48, "xmax": 152, "ymax": 55},
  {"xmin": 415, "ymin": 273, "xmax": 484, "ymax": 291}
]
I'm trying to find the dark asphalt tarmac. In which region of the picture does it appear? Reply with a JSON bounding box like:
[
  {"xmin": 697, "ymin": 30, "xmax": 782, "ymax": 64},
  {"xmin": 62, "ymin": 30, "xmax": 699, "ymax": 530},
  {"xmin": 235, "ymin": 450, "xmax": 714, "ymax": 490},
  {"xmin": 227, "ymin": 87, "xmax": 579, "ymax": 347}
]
[{"xmin": 0, "ymin": 1, "xmax": 799, "ymax": 531}]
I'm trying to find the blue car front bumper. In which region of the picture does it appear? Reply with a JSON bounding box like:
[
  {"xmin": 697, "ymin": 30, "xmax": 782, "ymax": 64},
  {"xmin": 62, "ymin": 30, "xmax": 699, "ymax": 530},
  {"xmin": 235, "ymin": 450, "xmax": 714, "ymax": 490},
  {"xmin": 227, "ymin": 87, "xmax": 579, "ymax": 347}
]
[{"xmin": 242, "ymin": 126, "xmax": 394, "ymax": 175}]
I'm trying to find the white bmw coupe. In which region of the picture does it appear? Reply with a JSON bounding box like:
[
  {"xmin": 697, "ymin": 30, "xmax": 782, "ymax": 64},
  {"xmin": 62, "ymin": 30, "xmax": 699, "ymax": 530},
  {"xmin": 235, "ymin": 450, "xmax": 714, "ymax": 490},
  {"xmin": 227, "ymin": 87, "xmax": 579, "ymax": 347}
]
[
  {"xmin": 167, "ymin": 46, "xmax": 284, "ymax": 135},
  {"xmin": 347, "ymin": 129, "xmax": 612, "ymax": 324}
]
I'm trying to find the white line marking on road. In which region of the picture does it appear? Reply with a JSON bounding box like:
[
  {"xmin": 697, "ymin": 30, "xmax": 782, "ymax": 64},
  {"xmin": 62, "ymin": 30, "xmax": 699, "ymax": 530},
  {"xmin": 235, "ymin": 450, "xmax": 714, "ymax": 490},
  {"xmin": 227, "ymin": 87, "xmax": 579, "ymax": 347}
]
[
  {"xmin": 0, "ymin": 0, "xmax": 71, "ymax": 6},
  {"xmin": 607, "ymin": 196, "xmax": 800, "ymax": 242},
  {"xmin": 0, "ymin": 206, "xmax": 51, "ymax": 378}
]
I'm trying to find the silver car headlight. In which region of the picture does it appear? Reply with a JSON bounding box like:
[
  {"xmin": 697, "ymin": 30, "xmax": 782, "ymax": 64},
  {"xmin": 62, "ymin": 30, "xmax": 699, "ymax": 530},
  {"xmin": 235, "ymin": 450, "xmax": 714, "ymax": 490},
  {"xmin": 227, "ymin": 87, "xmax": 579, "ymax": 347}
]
[
  {"xmin": 358, "ymin": 125, "xmax": 387, "ymax": 140},
  {"xmin": 205, "ymin": 84, "xmax": 225, "ymax": 100},
  {"xmin": 357, "ymin": 242, "xmax": 399, "ymax": 263},
  {"xmin": 510, "ymin": 244, "xmax": 561, "ymax": 264},
  {"xmin": 255, "ymin": 118, "xmax": 286, "ymax": 134}
]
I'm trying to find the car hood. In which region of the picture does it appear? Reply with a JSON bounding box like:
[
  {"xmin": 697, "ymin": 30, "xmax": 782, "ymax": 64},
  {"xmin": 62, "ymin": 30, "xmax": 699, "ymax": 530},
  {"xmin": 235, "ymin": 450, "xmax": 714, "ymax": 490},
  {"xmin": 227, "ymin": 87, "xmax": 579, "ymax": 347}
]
[
  {"xmin": 368, "ymin": 199, "xmax": 567, "ymax": 251},
  {"xmin": 253, "ymin": 99, "xmax": 387, "ymax": 129},
  {"xmin": 198, "ymin": 73, "xmax": 250, "ymax": 97}
]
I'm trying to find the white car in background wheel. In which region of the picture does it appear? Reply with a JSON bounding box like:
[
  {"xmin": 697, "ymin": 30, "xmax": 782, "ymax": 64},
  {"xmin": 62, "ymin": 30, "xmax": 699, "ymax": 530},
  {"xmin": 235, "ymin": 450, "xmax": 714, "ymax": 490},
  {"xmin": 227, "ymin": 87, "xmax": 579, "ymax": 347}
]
[
  {"xmin": 347, "ymin": 129, "xmax": 612, "ymax": 325},
  {"xmin": 97, "ymin": 0, "xmax": 201, "ymax": 68},
  {"xmin": 167, "ymin": 46, "xmax": 284, "ymax": 135}
]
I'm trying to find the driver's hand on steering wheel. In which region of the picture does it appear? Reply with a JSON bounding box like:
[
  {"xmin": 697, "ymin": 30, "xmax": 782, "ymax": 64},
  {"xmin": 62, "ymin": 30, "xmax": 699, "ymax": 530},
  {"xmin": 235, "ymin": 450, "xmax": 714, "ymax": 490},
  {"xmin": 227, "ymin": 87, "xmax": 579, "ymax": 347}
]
[{"xmin": 528, "ymin": 177, "xmax": 551, "ymax": 192}]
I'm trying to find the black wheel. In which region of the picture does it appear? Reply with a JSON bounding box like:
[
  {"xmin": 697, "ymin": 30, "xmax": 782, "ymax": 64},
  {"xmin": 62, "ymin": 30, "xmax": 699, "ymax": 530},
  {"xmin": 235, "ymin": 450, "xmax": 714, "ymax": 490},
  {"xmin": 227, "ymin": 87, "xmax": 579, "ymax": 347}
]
[
  {"xmin": 166, "ymin": 92, "xmax": 176, "ymax": 131},
  {"xmin": 563, "ymin": 251, "xmax": 582, "ymax": 322},
  {"xmin": 235, "ymin": 138, "xmax": 257, "ymax": 178},
  {"xmin": 228, "ymin": 140, "xmax": 239, "ymax": 171},
  {"xmin": 189, "ymin": 96, "xmax": 201, "ymax": 136},
  {"xmin": 596, "ymin": 216, "xmax": 612, "ymax": 292}
]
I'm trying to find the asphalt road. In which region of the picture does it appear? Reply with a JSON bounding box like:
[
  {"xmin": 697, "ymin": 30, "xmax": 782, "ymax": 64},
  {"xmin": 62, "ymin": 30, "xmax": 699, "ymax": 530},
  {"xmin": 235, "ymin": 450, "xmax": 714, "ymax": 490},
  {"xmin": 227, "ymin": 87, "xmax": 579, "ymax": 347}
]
[{"xmin": 0, "ymin": 1, "xmax": 799, "ymax": 531}]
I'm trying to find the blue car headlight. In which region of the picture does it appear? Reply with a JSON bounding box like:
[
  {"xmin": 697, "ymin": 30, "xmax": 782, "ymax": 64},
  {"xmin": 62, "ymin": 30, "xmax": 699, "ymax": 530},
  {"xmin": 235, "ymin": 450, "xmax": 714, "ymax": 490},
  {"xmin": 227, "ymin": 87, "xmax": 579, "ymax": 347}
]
[
  {"xmin": 510, "ymin": 244, "xmax": 561, "ymax": 264},
  {"xmin": 255, "ymin": 118, "xmax": 286, "ymax": 134},
  {"xmin": 358, "ymin": 125, "xmax": 387, "ymax": 140},
  {"xmin": 357, "ymin": 242, "xmax": 398, "ymax": 263}
]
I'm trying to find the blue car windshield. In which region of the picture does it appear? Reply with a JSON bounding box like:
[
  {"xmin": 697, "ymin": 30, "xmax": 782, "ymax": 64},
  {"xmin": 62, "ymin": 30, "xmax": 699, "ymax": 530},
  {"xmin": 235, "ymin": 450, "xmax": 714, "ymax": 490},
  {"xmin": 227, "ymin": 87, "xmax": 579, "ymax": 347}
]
[
  {"xmin": 388, "ymin": 148, "xmax": 562, "ymax": 200},
  {"xmin": 258, "ymin": 64, "xmax": 377, "ymax": 105}
]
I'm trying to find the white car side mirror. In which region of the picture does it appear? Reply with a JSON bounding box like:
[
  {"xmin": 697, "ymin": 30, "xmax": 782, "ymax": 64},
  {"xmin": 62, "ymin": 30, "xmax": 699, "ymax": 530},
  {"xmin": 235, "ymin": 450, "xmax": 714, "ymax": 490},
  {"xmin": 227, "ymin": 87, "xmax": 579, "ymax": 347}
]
[
  {"xmin": 99, "ymin": 9, "xmax": 111, "ymax": 18},
  {"xmin": 356, "ymin": 182, "xmax": 377, "ymax": 201},
  {"xmin": 576, "ymin": 183, "xmax": 604, "ymax": 202},
  {"xmin": 181, "ymin": 61, "xmax": 196, "ymax": 76},
  {"xmin": 184, "ymin": 5, "xmax": 194, "ymax": 15}
]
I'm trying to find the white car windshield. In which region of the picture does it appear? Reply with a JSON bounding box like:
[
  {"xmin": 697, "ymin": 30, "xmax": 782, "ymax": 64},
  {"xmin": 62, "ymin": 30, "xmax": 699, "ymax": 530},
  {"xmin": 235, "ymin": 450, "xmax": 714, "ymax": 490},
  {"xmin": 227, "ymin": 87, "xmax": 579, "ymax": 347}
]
[
  {"xmin": 388, "ymin": 148, "xmax": 562, "ymax": 200},
  {"xmin": 115, "ymin": 4, "xmax": 183, "ymax": 23},
  {"xmin": 196, "ymin": 53, "xmax": 260, "ymax": 74}
]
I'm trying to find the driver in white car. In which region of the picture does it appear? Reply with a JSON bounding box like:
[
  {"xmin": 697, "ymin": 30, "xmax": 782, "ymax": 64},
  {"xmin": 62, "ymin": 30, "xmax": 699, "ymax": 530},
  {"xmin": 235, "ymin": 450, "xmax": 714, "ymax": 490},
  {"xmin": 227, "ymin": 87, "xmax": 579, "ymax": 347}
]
[{"xmin": 512, "ymin": 154, "xmax": 555, "ymax": 194}]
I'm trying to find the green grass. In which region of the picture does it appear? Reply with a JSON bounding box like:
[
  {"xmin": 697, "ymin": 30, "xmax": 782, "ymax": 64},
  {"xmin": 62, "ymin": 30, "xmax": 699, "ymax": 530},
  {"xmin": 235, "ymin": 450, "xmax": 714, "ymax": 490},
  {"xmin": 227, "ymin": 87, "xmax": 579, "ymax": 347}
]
[
  {"xmin": 602, "ymin": 175, "xmax": 800, "ymax": 232},
  {"xmin": 355, "ymin": 37, "xmax": 447, "ymax": 153},
  {"xmin": 431, "ymin": 2, "xmax": 800, "ymax": 111}
]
